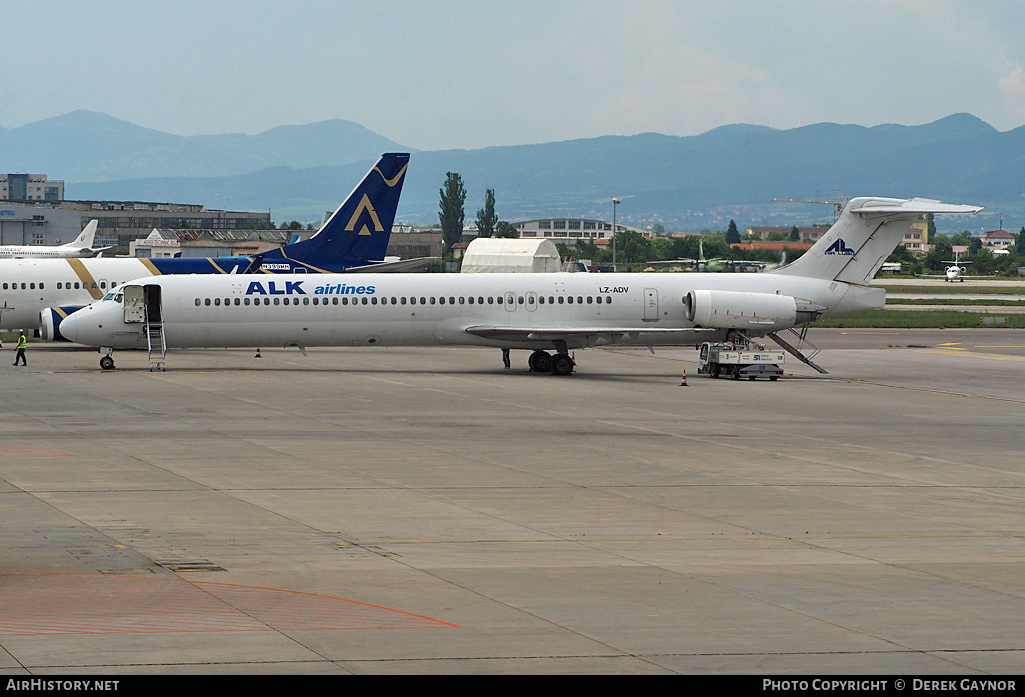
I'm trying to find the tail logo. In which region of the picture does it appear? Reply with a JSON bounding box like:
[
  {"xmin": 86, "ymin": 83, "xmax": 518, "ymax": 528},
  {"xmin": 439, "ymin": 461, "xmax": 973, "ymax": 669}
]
[
  {"xmin": 375, "ymin": 162, "xmax": 409, "ymax": 188},
  {"xmin": 824, "ymin": 238, "xmax": 855, "ymax": 256},
  {"xmin": 345, "ymin": 194, "xmax": 384, "ymax": 236}
]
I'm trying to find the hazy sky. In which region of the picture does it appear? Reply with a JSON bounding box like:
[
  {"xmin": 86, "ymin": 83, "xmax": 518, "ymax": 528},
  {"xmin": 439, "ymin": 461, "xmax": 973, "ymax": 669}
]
[{"xmin": 4, "ymin": 0, "xmax": 1025, "ymax": 150}]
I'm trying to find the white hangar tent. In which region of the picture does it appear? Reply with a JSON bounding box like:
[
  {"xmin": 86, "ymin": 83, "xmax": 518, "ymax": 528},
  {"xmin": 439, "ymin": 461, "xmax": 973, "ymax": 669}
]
[{"xmin": 460, "ymin": 238, "xmax": 562, "ymax": 273}]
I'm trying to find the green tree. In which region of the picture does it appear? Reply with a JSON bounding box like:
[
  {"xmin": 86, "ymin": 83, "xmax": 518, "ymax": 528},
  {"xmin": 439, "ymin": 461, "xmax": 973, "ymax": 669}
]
[
  {"xmin": 925, "ymin": 235, "xmax": 954, "ymax": 271},
  {"xmin": 649, "ymin": 237, "xmax": 673, "ymax": 261},
  {"xmin": 725, "ymin": 220, "xmax": 741, "ymax": 245},
  {"xmin": 926, "ymin": 213, "xmax": 936, "ymax": 241},
  {"xmin": 494, "ymin": 221, "xmax": 518, "ymax": 238},
  {"xmin": 475, "ymin": 188, "xmax": 498, "ymax": 238},
  {"xmin": 613, "ymin": 230, "xmax": 649, "ymax": 264},
  {"xmin": 438, "ymin": 172, "xmax": 466, "ymax": 252},
  {"xmin": 789, "ymin": 226, "xmax": 800, "ymax": 242}
]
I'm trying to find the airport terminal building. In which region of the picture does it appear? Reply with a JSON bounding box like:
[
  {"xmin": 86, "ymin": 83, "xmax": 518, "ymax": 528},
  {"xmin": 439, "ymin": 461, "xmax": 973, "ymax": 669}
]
[{"xmin": 1, "ymin": 199, "xmax": 273, "ymax": 252}]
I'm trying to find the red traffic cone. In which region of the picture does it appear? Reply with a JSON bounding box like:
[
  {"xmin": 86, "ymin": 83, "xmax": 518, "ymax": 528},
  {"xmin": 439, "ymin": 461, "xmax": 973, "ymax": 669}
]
[
  {"xmin": 254, "ymin": 348, "xmax": 262, "ymax": 358},
  {"xmin": 680, "ymin": 370, "xmax": 688, "ymax": 386}
]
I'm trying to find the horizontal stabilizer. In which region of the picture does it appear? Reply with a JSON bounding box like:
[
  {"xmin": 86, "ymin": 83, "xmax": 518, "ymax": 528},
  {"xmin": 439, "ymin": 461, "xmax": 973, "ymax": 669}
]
[{"xmin": 847, "ymin": 198, "xmax": 983, "ymax": 216}]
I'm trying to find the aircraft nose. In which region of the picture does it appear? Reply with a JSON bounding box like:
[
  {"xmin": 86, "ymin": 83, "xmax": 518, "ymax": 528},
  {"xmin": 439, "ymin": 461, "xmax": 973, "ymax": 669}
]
[{"xmin": 59, "ymin": 312, "xmax": 81, "ymax": 343}]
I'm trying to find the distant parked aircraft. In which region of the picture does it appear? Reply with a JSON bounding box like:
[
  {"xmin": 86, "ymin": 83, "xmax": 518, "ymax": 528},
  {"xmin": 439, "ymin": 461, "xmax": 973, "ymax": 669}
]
[{"xmin": 0, "ymin": 220, "xmax": 109, "ymax": 259}]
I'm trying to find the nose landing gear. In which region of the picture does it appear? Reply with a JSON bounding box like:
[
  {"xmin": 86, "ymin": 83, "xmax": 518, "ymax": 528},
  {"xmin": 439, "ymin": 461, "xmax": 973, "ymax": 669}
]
[{"xmin": 99, "ymin": 348, "xmax": 115, "ymax": 371}]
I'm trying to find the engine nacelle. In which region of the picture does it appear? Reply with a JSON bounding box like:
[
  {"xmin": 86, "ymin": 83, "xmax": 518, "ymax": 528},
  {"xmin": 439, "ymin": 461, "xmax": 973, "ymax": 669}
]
[
  {"xmin": 39, "ymin": 306, "xmax": 84, "ymax": 341},
  {"xmin": 684, "ymin": 290, "xmax": 821, "ymax": 330}
]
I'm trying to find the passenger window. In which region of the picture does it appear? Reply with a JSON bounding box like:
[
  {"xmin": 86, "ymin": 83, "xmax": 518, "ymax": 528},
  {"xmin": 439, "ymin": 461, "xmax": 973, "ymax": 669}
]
[
  {"xmin": 214, "ymin": 298, "xmax": 221, "ymax": 306},
  {"xmin": 195, "ymin": 299, "xmax": 201, "ymax": 306},
  {"xmin": 439, "ymin": 297, "xmax": 445, "ymax": 305},
  {"xmin": 234, "ymin": 298, "xmax": 241, "ymax": 306},
  {"xmin": 273, "ymin": 298, "xmax": 280, "ymax": 305},
  {"xmin": 558, "ymin": 296, "xmax": 564, "ymax": 304}
]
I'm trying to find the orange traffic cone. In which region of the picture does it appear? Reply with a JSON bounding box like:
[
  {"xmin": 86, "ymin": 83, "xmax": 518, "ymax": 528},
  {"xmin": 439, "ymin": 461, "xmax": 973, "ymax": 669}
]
[
  {"xmin": 680, "ymin": 370, "xmax": 688, "ymax": 386},
  {"xmin": 254, "ymin": 348, "xmax": 262, "ymax": 358}
]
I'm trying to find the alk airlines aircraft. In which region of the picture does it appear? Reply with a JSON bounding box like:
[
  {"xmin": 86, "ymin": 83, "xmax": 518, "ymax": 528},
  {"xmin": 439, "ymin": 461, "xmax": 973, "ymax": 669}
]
[
  {"xmin": 0, "ymin": 220, "xmax": 109, "ymax": 259},
  {"xmin": 61, "ymin": 197, "xmax": 981, "ymax": 374},
  {"xmin": 0, "ymin": 153, "xmax": 410, "ymax": 337}
]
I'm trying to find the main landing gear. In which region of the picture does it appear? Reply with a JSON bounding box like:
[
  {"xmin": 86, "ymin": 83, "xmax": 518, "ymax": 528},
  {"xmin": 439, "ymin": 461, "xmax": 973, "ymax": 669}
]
[{"xmin": 528, "ymin": 350, "xmax": 575, "ymax": 376}]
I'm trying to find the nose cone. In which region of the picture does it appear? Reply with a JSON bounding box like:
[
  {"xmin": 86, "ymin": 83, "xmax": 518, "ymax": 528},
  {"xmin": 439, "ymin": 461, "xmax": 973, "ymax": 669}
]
[{"xmin": 58, "ymin": 310, "xmax": 82, "ymax": 343}]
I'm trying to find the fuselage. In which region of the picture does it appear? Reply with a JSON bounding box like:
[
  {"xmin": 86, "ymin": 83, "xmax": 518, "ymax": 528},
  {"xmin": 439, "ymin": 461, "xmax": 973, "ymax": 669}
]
[
  {"xmin": 0, "ymin": 256, "xmax": 270, "ymax": 330},
  {"xmin": 60, "ymin": 271, "xmax": 884, "ymax": 351},
  {"xmin": 0, "ymin": 246, "xmax": 95, "ymax": 259}
]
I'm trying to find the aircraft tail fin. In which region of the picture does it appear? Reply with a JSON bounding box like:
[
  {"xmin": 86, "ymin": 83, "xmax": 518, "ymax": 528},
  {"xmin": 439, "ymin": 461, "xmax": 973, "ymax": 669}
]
[
  {"xmin": 64, "ymin": 220, "xmax": 98, "ymax": 249},
  {"xmin": 262, "ymin": 153, "xmax": 410, "ymax": 271},
  {"xmin": 771, "ymin": 197, "xmax": 982, "ymax": 285}
]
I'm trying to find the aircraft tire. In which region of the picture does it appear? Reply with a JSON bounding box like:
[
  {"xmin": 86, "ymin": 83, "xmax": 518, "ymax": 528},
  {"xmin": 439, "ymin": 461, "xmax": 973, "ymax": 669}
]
[
  {"xmin": 529, "ymin": 350, "xmax": 553, "ymax": 373},
  {"xmin": 551, "ymin": 354, "xmax": 574, "ymax": 376},
  {"xmin": 99, "ymin": 356, "xmax": 115, "ymax": 371}
]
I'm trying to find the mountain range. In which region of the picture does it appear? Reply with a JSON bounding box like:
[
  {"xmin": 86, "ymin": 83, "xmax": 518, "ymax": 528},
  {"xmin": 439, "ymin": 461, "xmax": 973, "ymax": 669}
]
[{"xmin": 3, "ymin": 110, "xmax": 1021, "ymax": 232}]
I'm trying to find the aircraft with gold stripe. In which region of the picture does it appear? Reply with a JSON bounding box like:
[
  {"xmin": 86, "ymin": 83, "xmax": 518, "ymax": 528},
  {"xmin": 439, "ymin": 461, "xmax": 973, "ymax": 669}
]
[{"xmin": 0, "ymin": 153, "xmax": 412, "ymax": 336}]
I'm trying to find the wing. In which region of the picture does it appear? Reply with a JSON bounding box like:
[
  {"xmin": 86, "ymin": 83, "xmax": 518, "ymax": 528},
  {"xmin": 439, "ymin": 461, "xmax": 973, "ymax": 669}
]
[
  {"xmin": 343, "ymin": 257, "xmax": 440, "ymax": 272},
  {"xmin": 465, "ymin": 325, "xmax": 720, "ymax": 343}
]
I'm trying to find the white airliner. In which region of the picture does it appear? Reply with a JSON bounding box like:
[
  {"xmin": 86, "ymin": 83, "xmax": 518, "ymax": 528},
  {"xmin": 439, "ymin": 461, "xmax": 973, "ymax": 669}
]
[
  {"xmin": 0, "ymin": 153, "xmax": 412, "ymax": 336},
  {"xmin": 0, "ymin": 220, "xmax": 109, "ymax": 259},
  {"xmin": 61, "ymin": 197, "xmax": 982, "ymax": 374}
]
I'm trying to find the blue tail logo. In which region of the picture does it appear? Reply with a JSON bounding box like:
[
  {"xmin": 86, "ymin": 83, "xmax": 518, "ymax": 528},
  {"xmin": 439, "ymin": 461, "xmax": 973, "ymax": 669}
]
[
  {"xmin": 260, "ymin": 153, "xmax": 410, "ymax": 272},
  {"xmin": 824, "ymin": 238, "xmax": 855, "ymax": 256}
]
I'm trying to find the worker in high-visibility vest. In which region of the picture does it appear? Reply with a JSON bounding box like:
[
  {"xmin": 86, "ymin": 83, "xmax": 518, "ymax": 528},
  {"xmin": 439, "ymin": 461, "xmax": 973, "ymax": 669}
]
[{"xmin": 13, "ymin": 331, "xmax": 27, "ymax": 366}]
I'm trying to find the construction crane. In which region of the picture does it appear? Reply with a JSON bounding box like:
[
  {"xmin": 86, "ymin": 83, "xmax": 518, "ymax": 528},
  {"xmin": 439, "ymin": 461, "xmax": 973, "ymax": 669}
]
[{"xmin": 773, "ymin": 191, "xmax": 847, "ymax": 221}]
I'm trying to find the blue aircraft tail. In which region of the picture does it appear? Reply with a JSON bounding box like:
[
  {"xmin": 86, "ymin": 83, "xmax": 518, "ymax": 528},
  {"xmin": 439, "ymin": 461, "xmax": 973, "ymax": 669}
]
[{"xmin": 260, "ymin": 153, "xmax": 410, "ymax": 272}]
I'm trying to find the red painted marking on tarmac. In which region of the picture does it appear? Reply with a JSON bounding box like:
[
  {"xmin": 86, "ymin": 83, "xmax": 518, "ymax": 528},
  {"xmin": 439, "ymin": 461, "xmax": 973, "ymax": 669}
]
[
  {"xmin": 0, "ymin": 570, "xmax": 460, "ymax": 635},
  {"xmin": 0, "ymin": 445, "xmax": 74, "ymax": 458}
]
